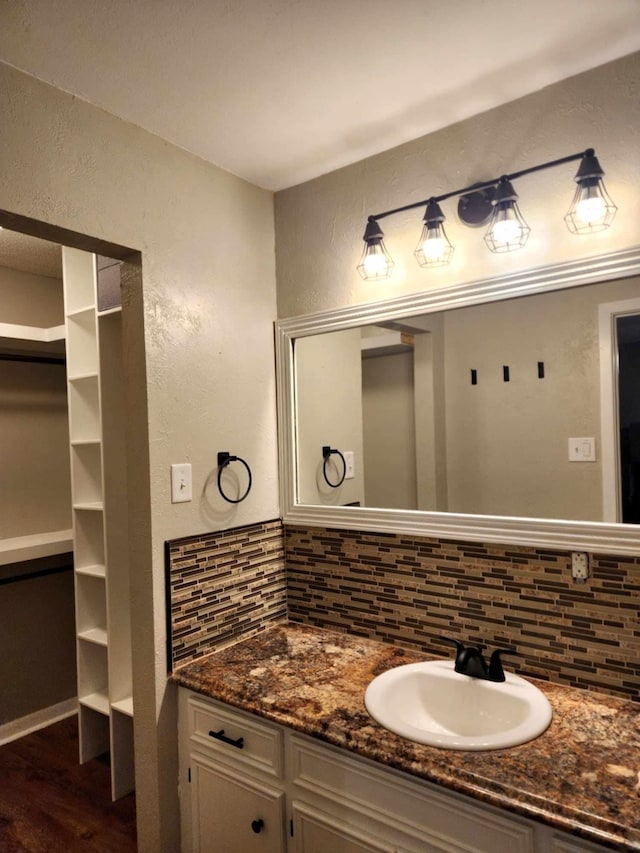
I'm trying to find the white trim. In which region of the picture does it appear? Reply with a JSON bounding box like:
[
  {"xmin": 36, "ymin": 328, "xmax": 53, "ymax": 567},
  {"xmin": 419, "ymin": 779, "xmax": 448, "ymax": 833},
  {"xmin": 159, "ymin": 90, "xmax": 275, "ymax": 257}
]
[
  {"xmin": 599, "ymin": 297, "xmax": 640, "ymax": 523},
  {"xmin": 276, "ymin": 246, "xmax": 640, "ymax": 556},
  {"xmin": 0, "ymin": 697, "xmax": 77, "ymax": 746}
]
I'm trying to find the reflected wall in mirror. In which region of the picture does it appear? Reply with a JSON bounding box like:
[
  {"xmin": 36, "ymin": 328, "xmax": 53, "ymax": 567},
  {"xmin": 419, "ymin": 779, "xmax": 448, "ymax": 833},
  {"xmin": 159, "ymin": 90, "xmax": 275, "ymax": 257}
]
[{"xmin": 293, "ymin": 272, "xmax": 640, "ymax": 525}]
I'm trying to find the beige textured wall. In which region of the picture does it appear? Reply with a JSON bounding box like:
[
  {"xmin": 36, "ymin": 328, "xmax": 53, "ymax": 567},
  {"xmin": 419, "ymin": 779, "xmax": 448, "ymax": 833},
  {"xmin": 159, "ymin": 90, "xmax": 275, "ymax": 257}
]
[
  {"xmin": 0, "ymin": 267, "xmax": 71, "ymax": 537},
  {"xmin": 295, "ymin": 329, "xmax": 364, "ymax": 506},
  {"xmin": 0, "ymin": 267, "xmax": 75, "ymax": 727},
  {"xmin": 275, "ymin": 53, "xmax": 640, "ymax": 319},
  {"xmin": 0, "ymin": 361, "xmax": 71, "ymax": 536},
  {"xmin": 0, "ymin": 560, "xmax": 76, "ymax": 724},
  {"xmin": 0, "ymin": 266, "xmax": 63, "ymax": 326},
  {"xmin": 0, "ymin": 62, "xmax": 278, "ymax": 852}
]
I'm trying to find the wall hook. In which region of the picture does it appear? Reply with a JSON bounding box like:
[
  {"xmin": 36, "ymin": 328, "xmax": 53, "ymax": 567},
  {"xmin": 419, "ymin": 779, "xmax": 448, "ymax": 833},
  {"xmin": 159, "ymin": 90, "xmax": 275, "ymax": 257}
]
[{"xmin": 217, "ymin": 451, "xmax": 252, "ymax": 503}]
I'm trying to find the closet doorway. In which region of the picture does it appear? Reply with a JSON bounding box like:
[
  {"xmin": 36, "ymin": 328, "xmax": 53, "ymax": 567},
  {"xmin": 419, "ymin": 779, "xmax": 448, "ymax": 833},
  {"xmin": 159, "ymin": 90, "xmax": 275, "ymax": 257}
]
[{"xmin": 0, "ymin": 212, "xmax": 144, "ymax": 807}]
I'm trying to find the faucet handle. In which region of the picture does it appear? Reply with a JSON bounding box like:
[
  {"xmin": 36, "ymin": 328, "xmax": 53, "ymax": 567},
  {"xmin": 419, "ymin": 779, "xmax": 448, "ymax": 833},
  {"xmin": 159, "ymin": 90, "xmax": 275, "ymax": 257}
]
[
  {"xmin": 488, "ymin": 647, "xmax": 518, "ymax": 682},
  {"xmin": 437, "ymin": 635, "xmax": 465, "ymax": 656}
]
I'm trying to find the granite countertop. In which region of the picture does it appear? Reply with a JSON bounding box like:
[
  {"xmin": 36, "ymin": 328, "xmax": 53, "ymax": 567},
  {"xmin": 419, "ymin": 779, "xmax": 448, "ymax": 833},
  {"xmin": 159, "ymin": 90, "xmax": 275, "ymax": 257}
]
[{"xmin": 171, "ymin": 621, "xmax": 640, "ymax": 851}]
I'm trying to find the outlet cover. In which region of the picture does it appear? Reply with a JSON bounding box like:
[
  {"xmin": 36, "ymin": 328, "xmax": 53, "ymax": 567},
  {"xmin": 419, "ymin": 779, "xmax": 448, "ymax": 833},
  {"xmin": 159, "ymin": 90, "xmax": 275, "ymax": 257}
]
[{"xmin": 571, "ymin": 551, "xmax": 589, "ymax": 583}]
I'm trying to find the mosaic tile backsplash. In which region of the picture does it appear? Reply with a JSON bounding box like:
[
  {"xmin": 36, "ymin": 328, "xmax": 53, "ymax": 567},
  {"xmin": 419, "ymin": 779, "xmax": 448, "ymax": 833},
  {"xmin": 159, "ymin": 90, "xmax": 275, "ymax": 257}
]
[
  {"xmin": 285, "ymin": 526, "xmax": 639, "ymax": 702},
  {"xmin": 167, "ymin": 519, "xmax": 286, "ymax": 668},
  {"xmin": 167, "ymin": 518, "xmax": 638, "ymax": 701}
]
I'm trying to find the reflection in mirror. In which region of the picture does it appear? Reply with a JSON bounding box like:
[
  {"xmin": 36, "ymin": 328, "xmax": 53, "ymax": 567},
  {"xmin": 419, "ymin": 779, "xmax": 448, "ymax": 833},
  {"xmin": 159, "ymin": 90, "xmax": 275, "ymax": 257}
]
[{"xmin": 294, "ymin": 275, "xmax": 640, "ymax": 524}]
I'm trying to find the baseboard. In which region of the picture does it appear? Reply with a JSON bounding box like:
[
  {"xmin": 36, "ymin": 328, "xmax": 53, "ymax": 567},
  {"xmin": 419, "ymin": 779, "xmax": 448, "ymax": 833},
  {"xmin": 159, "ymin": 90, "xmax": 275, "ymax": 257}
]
[{"xmin": 0, "ymin": 697, "xmax": 78, "ymax": 746}]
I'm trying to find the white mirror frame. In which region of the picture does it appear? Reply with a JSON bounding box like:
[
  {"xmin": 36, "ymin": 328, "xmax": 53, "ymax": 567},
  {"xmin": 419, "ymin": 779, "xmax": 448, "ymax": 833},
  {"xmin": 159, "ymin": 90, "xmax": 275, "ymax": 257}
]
[{"xmin": 276, "ymin": 246, "xmax": 640, "ymax": 555}]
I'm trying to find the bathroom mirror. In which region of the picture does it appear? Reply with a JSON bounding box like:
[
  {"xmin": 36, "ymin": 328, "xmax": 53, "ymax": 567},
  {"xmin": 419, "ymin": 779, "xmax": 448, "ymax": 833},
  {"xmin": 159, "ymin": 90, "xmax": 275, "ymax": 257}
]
[{"xmin": 276, "ymin": 247, "xmax": 640, "ymax": 555}]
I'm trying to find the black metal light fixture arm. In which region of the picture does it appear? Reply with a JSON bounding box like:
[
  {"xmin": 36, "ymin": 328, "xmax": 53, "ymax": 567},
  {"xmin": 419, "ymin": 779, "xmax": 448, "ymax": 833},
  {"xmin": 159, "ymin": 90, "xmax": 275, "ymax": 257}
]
[{"xmin": 366, "ymin": 149, "xmax": 591, "ymax": 224}]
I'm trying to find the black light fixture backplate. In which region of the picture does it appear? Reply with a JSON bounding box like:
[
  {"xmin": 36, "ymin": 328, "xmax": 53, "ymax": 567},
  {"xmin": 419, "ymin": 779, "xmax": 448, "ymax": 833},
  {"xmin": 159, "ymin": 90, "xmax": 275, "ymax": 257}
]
[{"xmin": 457, "ymin": 187, "xmax": 495, "ymax": 226}]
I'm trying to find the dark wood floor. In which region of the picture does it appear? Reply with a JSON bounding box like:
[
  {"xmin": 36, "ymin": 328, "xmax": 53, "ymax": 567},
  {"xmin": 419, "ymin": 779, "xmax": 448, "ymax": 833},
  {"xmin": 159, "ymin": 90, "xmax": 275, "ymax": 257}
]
[{"xmin": 0, "ymin": 715, "xmax": 137, "ymax": 852}]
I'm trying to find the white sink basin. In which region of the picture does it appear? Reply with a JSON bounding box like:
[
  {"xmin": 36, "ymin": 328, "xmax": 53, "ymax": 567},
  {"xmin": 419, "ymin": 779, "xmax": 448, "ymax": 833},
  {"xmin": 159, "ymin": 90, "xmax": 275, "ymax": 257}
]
[{"xmin": 364, "ymin": 659, "xmax": 552, "ymax": 751}]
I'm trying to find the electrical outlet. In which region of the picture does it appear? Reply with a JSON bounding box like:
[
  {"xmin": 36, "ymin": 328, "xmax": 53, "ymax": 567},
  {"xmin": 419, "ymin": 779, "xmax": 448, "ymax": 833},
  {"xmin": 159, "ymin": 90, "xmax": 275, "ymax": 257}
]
[
  {"xmin": 344, "ymin": 451, "xmax": 355, "ymax": 480},
  {"xmin": 171, "ymin": 463, "xmax": 192, "ymax": 503},
  {"xmin": 571, "ymin": 551, "xmax": 589, "ymax": 583}
]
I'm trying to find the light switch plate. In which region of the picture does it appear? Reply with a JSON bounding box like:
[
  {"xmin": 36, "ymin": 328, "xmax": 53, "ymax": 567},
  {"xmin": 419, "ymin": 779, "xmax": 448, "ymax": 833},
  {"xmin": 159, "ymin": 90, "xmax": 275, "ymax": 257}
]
[
  {"xmin": 568, "ymin": 437, "xmax": 596, "ymax": 462},
  {"xmin": 171, "ymin": 463, "xmax": 192, "ymax": 503},
  {"xmin": 344, "ymin": 451, "xmax": 355, "ymax": 479}
]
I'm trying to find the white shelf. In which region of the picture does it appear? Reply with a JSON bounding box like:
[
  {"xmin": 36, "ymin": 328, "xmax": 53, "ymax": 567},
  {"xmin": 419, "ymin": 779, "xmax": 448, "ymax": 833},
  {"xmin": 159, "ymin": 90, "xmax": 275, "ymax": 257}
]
[
  {"xmin": 79, "ymin": 691, "xmax": 110, "ymax": 716},
  {"xmin": 75, "ymin": 563, "xmax": 106, "ymax": 578},
  {"xmin": 67, "ymin": 376, "xmax": 101, "ymax": 443},
  {"xmin": 0, "ymin": 321, "xmax": 65, "ymax": 342},
  {"xmin": 97, "ymin": 306, "xmax": 122, "ymax": 318},
  {"xmin": 78, "ymin": 627, "xmax": 108, "ymax": 646},
  {"xmin": 66, "ymin": 305, "xmax": 95, "ymax": 319},
  {"xmin": 63, "ymin": 246, "xmax": 133, "ymax": 799},
  {"xmin": 0, "ymin": 529, "xmax": 73, "ymax": 566},
  {"xmin": 111, "ymin": 697, "xmax": 134, "ymax": 717},
  {"xmin": 68, "ymin": 371, "xmax": 99, "ymax": 383},
  {"xmin": 72, "ymin": 443, "xmax": 103, "ymax": 506}
]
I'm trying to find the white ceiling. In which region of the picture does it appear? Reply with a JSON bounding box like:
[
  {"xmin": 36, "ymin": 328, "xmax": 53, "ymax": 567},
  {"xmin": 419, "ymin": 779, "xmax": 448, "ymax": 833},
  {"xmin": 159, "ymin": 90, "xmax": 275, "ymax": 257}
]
[
  {"xmin": 0, "ymin": 230, "xmax": 62, "ymax": 280},
  {"xmin": 1, "ymin": 0, "xmax": 639, "ymax": 193},
  {"xmin": 1, "ymin": 0, "xmax": 639, "ymax": 279}
]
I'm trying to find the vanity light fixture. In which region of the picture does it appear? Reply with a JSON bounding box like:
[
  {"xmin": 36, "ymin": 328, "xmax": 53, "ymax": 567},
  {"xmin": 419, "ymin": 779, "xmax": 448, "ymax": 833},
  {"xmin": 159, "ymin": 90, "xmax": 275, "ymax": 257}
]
[
  {"xmin": 357, "ymin": 148, "xmax": 616, "ymax": 281},
  {"xmin": 357, "ymin": 219, "xmax": 395, "ymax": 280},
  {"xmin": 564, "ymin": 150, "xmax": 617, "ymax": 234},
  {"xmin": 413, "ymin": 199, "xmax": 454, "ymax": 267},
  {"xmin": 483, "ymin": 178, "xmax": 530, "ymax": 253}
]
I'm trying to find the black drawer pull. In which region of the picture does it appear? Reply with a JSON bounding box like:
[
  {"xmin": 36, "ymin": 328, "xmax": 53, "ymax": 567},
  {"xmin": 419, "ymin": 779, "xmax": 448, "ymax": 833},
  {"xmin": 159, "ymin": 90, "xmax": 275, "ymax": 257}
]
[
  {"xmin": 208, "ymin": 728, "xmax": 244, "ymax": 749},
  {"xmin": 251, "ymin": 819, "xmax": 264, "ymax": 834}
]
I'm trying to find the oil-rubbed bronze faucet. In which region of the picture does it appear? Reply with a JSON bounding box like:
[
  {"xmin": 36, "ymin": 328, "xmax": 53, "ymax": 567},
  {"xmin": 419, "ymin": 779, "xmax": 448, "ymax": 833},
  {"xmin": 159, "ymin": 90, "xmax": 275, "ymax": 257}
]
[{"xmin": 438, "ymin": 636, "xmax": 517, "ymax": 683}]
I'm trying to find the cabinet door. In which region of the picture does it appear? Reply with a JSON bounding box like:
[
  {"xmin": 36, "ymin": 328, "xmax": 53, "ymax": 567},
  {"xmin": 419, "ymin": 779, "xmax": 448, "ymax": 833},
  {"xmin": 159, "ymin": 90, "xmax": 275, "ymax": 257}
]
[
  {"xmin": 190, "ymin": 754, "xmax": 285, "ymax": 853},
  {"xmin": 291, "ymin": 800, "xmax": 404, "ymax": 853}
]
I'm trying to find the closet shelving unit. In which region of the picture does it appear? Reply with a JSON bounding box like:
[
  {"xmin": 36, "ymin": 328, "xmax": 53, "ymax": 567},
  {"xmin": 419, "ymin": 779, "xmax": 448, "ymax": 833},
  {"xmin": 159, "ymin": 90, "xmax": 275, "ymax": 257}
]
[{"xmin": 62, "ymin": 247, "xmax": 134, "ymax": 800}]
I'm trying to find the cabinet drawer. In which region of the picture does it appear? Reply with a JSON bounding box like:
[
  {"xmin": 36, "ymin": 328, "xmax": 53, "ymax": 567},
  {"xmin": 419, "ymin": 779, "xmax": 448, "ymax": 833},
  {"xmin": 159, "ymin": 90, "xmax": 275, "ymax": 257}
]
[
  {"xmin": 289, "ymin": 734, "xmax": 534, "ymax": 853},
  {"xmin": 186, "ymin": 693, "xmax": 284, "ymax": 780}
]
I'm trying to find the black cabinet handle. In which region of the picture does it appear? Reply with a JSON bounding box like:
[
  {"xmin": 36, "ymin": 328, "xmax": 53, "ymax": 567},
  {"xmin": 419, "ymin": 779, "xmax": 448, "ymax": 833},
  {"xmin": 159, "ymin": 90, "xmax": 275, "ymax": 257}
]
[
  {"xmin": 251, "ymin": 819, "xmax": 264, "ymax": 834},
  {"xmin": 208, "ymin": 728, "xmax": 244, "ymax": 749}
]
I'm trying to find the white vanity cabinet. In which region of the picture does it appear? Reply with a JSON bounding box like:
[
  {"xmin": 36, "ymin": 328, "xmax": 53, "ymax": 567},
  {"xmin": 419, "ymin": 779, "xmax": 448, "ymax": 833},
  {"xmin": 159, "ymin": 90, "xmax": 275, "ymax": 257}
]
[
  {"xmin": 287, "ymin": 733, "xmax": 534, "ymax": 853},
  {"xmin": 179, "ymin": 691, "xmax": 287, "ymax": 852},
  {"xmin": 178, "ymin": 689, "xmax": 614, "ymax": 853}
]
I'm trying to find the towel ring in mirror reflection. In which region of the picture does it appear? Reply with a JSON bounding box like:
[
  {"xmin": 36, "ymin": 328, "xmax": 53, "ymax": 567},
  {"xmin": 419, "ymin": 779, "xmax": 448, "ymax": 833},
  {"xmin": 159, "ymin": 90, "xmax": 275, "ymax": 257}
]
[{"xmin": 322, "ymin": 446, "xmax": 346, "ymax": 488}]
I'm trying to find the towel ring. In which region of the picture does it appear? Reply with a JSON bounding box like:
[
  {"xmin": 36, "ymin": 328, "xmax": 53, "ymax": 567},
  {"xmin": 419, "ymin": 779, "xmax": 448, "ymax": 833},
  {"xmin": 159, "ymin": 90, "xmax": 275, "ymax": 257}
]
[
  {"xmin": 217, "ymin": 452, "xmax": 252, "ymax": 503},
  {"xmin": 322, "ymin": 446, "xmax": 346, "ymax": 488}
]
